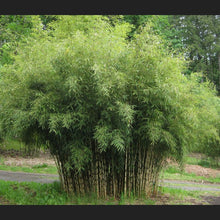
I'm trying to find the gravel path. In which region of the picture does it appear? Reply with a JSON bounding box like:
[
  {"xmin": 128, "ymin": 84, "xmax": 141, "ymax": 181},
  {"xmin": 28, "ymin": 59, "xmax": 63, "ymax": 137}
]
[
  {"xmin": 1, "ymin": 170, "xmax": 220, "ymax": 191},
  {"xmin": 161, "ymin": 179, "xmax": 220, "ymax": 192},
  {"xmin": 0, "ymin": 170, "xmax": 59, "ymax": 184},
  {"xmin": 160, "ymin": 179, "xmax": 220, "ymax": 205}
]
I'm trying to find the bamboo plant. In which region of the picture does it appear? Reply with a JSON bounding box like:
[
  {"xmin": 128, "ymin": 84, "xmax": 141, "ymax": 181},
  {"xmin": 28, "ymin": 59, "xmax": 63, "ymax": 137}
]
[{"xmin": 0, "ymin": 15, "xmax": 219, "ymax": 198}]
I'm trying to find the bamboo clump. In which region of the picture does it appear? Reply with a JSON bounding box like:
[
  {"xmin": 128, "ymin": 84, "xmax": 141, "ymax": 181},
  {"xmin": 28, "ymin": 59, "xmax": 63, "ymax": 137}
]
[{"xmin": 52, "ymin": 138, "xmax": 165, "ymax": 199}]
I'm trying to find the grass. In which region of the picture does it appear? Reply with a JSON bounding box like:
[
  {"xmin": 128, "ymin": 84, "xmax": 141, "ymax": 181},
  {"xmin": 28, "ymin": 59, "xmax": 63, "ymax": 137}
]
[
  {"xmin": 161, "ymin": 186, "xmax": 201, "ymax": 199},
  {"xmin": 0, "ymin": 138, "xmax": 25, "ymax": 151},
  {"xmin": 158, "ymin": 187, "xmax": 206, "ymax": 205},
  {"xmin": 185, "ymin": 154, "xmax": 220, "ymax": 169},
  {"xmin": 0, "ymin": 166, "xmax": 219, "ymax": 205},
  {"xmin": 0, "ymin": 180, "xmax": 155, "ymax": 205},
  {"xmin": 0, "ymin": 152, "xmax": 58, "ymax": 175},
  {"xmin": 3, "ymin": 152, "xmax": 218, "ymax": 180},
  {"xmin": 0, "ymin": 163, "xmax": 58, "ymax": 175},
  {"xmin": 0, "ymin": 157, "xmax": 5, "ymax": 164},
  {"xmin": 0, "ymin": 180, "xmax": 68, "ymax": 205},
  {"xmin": 0, "ymin": 148, "xmax": 220, "ymax": 205},
  {"xmin": 0, "ymin": 138, "xmax": 47, "ymax": 157},
  {"xmin": 1, "ymin": 179, "xmax": 219, "ymax": 205},
  {"xmin": 0, "ymin": 138, "xmax": 58, "ymax": 175},
  {"xmin": 161, "ymin": 186, "xmax": 199, "ymax": 196},
  {"xmin": 158, "ymin": 185, "xmax": 220, "ymax": 205},
  {"xmin": 163, "ymin": 182, "xmax": 220, "ymax": 189},
  {"xmin": 32, "ymin": 163, "xmax": 48, "ymax": 169},
  {"xmin": 161, "ymin": 164, "xmax": 220, "ymax": 184}
]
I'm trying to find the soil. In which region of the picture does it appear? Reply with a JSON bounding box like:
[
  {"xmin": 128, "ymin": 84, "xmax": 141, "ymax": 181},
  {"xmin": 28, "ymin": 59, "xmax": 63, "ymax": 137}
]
[
  {"xmin": 2, "ymin": 150, "xmax": 219, "ymax": 178},
  {"xmin": 0, "ymin": 196, "xmax": 11, "ymax": 205},
  {"xmin": 200, "ymin": 196, "xmax": 220, "ymax": 205},
  {"xmin": 151, "ymin": 193, "xmax": 206, "ymax": 205},
  {"xmin": 167, "ymin": 155, "xmax": 220, "ymax": 179},
  {"xmin": 184, "ymin": 164, "xmax": 220, "ymax": 178}
]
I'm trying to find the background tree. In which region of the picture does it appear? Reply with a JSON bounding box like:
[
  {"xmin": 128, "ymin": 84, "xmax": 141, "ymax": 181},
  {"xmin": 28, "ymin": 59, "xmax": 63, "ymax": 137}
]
[
  {"xmin": 185, "ymin": 73, "xmax": 220, "ymax": 164},
  {"xmin": 0, "ymin": 15, "xmax": 57, "ymax": 68},
  {"xmin": 0, "ymin": 15, "xmax": 35, "ymax": 67},
  {"xmin": 170, "ymin": 15, "xmax": 220, "ymax": 93},
  {"xmin": 122, "ymin": 15, "xmax": 220, "ymax": 93},
  {"xmin": 122, "ymin": 15, "xmax": 184, "ymax": 52}
]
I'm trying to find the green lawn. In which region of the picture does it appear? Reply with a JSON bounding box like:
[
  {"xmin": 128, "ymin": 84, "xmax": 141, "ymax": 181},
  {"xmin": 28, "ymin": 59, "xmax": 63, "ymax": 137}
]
[{"xmin": 0, "ymin": 180, "xmax": 155, "ymax": 205}]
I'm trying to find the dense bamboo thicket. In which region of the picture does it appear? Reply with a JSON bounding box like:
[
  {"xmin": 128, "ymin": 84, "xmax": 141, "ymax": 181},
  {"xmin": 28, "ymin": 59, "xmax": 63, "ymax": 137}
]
[
  {"xmin": 53, "ymin": 145, "xmax": 166, "ymax": 198},
  {"xmin": 0, "ymin": 16, "xmax": 219, "ymax": 198},
  {"xmin": 50, "ymin": 133, "xmax": 167, "ymax": 197}
]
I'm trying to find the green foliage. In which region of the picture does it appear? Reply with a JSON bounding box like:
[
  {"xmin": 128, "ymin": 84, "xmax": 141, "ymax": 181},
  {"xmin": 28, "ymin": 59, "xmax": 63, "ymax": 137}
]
[
  {"xmin": 0, "ymin": 15, "xmax": 219, "ymax": 198},
  {"xmin": 170, "ymin": 15, "xmax": 220, "ymax": 93},
  {"xmin": 32, "ymin": 163, "xmax": 48, "ymax": 169},
  {"xmin": 67, "ymin": 144, "xmax": 92, "ymax": 172},
  {"xmin": 122, "ymin": 15, "xmax": 184, "ymax": 53},
  {"xmin": 186, "ymin": 155, "xmax": 220, "ymax": 169},
  {"xmin": 184, "ymin": 73, "xmax": 220, "ymax": 159},
  {"xmin": 0, "ymin": 15, "xmax": 43, "ymax": 67},
  {"xmin": 122, "ymin": 15, "xmax": 220, "ymax": 94}
]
